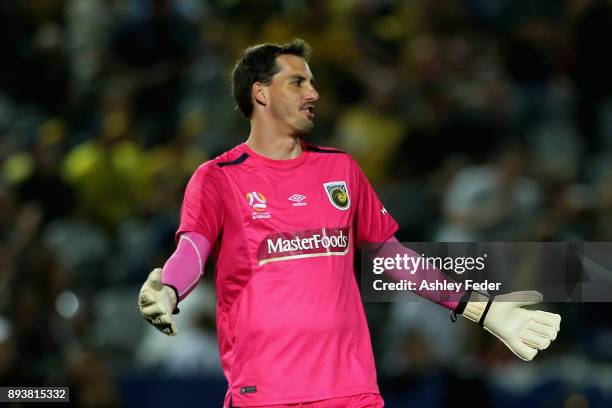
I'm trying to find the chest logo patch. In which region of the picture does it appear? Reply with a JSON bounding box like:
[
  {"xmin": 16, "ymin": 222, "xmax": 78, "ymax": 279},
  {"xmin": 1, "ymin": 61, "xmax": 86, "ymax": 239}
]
[
  {"xmin": 323, "ymin": 181, "xmax": 350, "ymax": 211},
  {"xmin": 246, "ymin": 191, "xmax": 267, "ymax": 211},
  {"xmin": 246, "ymin": 191, "xmax": 271, "ymax": 219}
]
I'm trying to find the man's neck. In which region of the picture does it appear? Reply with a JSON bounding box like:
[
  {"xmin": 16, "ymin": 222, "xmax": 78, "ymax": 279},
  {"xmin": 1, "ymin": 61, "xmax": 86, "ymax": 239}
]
[{"xmin": 246, "ymin": 129, "xmax": 302, "ymax": 160}]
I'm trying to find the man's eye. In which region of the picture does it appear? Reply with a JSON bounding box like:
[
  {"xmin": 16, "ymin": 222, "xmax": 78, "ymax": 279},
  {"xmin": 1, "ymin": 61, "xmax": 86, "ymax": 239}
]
[{"xmin": 293, "ymin": 80, "xmax": 302, "ymax": 86}]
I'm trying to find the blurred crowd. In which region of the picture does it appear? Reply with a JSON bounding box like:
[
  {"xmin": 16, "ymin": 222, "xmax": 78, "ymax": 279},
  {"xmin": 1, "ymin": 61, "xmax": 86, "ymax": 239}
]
[{"xmin": 1, "ymin": 0, "xmax": 612, "ymax": 406}]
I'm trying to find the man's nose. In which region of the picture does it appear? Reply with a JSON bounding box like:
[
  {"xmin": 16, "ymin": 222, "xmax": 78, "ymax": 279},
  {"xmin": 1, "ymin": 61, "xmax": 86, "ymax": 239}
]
[{"xmin": 305, "ymin": 84, "xmax": 319, "ymax": 101}]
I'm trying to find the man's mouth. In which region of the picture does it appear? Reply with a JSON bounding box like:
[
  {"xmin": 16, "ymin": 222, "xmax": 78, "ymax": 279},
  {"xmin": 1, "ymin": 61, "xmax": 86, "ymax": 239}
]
[{"xmin": 301, "ymin": 105, "xmax": 315, "ymax": 120}]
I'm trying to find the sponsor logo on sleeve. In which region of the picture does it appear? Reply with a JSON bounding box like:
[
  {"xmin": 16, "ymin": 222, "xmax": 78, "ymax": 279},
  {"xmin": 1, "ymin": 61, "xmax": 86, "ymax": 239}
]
[
  {"xmin": 323, "ymin": 181, "xmax": 350, "ymax": 210},
  {"xmin": 257, "ymin": 227, "xmax": 350, "ymax": 265}
]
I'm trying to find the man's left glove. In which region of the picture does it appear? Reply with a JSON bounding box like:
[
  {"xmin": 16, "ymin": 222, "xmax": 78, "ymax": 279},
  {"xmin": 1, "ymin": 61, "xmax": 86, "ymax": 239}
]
[
  {"xmin": 459, "ymin": 290, "xmax": 561, "ymax": 361},
  {"xmin": 138, "ymin": 268, "xmax": 178, "ymax": 336}
]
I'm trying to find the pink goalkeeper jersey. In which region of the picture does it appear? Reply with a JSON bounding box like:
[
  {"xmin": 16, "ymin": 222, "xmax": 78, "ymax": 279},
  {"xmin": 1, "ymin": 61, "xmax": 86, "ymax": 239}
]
[{"xmin": 175, "ymin": 141, "xmax": 398, "ymax": 407}]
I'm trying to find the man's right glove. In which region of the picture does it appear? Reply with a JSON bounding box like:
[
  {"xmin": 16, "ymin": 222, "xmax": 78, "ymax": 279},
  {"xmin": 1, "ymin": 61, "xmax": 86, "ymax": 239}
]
[
  {"xmin": 138, "ymin": 268, "xmax": 178, "ymax": 336},
  {"xmin": 459, "ymin": 290, "xmax": 561, "ymax": 361}
]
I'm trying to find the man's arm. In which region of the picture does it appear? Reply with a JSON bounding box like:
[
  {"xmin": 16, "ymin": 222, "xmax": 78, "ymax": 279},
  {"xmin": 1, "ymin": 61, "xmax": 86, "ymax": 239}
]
[
  {"xmin": 139, "ymin": 161, "xmax": 222, "ymax": 336},
  {"xmin": 349, "ymin": 153, "xmax": 560, "ymax": 361},
  {"xmin": 380, "ymin": 236, "xmax": 465, "ymax": 310},
  {"xmin": 381, "ymin": 236, "xmax": 561, "ymax": 361},
  {"xmin": 138, "ymin": 231, "xmax": 211, "ymax": 336}
]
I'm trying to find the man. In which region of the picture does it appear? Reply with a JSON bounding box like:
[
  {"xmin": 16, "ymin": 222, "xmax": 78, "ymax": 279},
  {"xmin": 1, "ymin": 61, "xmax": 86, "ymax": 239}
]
[{"xmin": 138, "ymin": 39, "xmax": 561, "ymax": 407}]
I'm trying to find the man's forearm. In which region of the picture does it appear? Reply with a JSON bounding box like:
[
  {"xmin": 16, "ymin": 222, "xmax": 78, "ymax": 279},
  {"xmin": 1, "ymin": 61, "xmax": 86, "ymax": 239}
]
[
  {"xmin": 380, "ymin": 236, "xmax": 467, "ymax": 311},
  {"xmin": 161, "ymin": 231, "xmax": 211, "ymax": 301}
]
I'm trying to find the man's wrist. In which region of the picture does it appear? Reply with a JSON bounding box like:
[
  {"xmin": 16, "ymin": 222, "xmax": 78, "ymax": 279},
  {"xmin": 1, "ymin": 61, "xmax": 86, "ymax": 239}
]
[
  {"xmin": 451, "ymin": 290, "xmax": 492, "ymax": 324},
  {"xmin": 453, "ymin": 290, "xmax": 473, "ymax": 315},
  {"xmin": 164, "ymin": 284, "xmax": 180, "ymax": 314},
  {"xmin": 461, "ymin": 292, "xmax": 491, "ymax": 324}
]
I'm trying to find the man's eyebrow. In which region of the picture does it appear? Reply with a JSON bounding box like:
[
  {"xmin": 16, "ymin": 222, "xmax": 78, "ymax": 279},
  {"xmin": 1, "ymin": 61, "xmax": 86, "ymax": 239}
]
[{"xmin": 288, "ymin": 74, "xmax": 315, "ymax": 82}]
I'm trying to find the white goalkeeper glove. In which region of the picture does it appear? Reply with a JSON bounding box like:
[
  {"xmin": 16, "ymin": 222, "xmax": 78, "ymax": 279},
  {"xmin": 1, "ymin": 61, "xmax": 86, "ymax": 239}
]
[
  {"xmin": 457, "ymin": 290, "xmax": 561, "ymax": 361},
  {"xmin": 138, "ymin": 268, "xmax": 179, "ymax": 336}
]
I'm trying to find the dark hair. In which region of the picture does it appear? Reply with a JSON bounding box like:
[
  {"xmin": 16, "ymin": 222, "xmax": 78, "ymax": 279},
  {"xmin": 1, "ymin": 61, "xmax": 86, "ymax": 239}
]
[{"xmin": 231, "ymin": 39, "xmax": 311, "ymax": 118}]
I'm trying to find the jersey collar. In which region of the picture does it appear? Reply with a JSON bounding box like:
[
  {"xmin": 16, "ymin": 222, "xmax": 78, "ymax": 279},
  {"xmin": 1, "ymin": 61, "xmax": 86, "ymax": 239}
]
[{"xmin": 240, "ymin": 139, "xmax": 309, "ymax": 168}]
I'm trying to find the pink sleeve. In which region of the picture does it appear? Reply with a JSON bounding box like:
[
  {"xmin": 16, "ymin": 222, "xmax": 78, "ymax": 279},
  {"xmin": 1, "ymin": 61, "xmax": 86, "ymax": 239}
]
[
  {"xmin": 161, "ymin": 231, "xmax": 212, "ymax": 301},
  {"xmin": 352, "ymin": 158, "xmax": 399, "ymax": 246},
  {"xmin": 175, "ymin": 162, "xmax": 224, "ymax": 245},
  {"xmin": 381, "ymin": 236, "xmax": 467, "ymax": 311}
]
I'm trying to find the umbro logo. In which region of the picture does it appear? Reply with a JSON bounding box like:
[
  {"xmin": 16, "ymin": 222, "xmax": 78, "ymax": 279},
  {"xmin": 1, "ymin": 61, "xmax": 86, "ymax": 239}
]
[
  {"xmin": 289, "ymin": 194, "xmax": 305, "ymax": 202},
  {"xmin": 288, "ymin": 194, "xmax": 307, "ymax": 207}
]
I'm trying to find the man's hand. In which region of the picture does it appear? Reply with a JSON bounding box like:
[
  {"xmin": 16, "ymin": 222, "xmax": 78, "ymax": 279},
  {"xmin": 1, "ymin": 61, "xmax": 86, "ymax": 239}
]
[
  {"xmin": 138, "ymin": 268, "xmax": 178, "ymax": 336},
  {"xmin": 462, "ymin": 291, "xmax": 561, "ymax": 361}
]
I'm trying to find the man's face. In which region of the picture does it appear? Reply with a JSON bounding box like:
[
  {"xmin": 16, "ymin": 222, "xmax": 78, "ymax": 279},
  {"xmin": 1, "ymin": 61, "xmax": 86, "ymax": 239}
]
[{"xmin": 261, "ymin": 54, "xmax": 319, "ymax": 135}]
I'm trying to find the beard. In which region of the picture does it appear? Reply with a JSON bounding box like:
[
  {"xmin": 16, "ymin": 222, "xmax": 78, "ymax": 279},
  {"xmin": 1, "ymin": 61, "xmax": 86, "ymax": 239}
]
[
  {"xmin": 270, "ymin": 101, "xmax": 314, "ymax": 135},
  {"xmin": 294, "ymin": 117, "xmax": 314, "ymax": 135}
]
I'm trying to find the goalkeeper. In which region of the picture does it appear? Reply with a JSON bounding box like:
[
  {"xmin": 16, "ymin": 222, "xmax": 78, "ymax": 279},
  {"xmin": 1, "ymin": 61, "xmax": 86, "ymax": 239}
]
[{"xmin": 138, "ymin": 39, "xmax": 561, "ymax": 407}]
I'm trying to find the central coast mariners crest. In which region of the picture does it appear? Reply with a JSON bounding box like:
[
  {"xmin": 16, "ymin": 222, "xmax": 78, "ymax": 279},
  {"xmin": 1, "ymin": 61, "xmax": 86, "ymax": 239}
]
[{"xmin": 323, "ymin": 181, "xmax": 350, "ymax": 210}]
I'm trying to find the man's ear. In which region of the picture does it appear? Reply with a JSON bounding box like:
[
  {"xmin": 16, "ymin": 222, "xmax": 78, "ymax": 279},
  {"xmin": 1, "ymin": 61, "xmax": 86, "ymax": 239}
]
[{"xmin": 252, "ymin": 82, "xmax": 267, "ymax": 107}]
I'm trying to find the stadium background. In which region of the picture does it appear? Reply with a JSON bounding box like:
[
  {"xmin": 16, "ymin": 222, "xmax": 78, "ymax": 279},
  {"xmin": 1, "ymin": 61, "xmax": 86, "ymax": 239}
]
[{"xmin": 0, "ymin": 0, "xmax": 611, "ymax": 406}]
